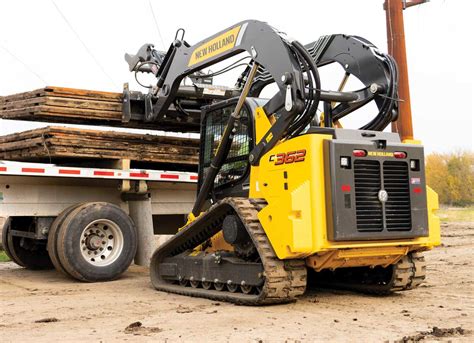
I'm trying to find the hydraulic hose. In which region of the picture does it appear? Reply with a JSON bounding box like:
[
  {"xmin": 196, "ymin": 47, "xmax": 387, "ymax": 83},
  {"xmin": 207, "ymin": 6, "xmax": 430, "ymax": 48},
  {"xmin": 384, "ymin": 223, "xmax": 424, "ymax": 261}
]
[{"xmin": 287, "ymin": 40, "xmax": 321, "ymax": 138}]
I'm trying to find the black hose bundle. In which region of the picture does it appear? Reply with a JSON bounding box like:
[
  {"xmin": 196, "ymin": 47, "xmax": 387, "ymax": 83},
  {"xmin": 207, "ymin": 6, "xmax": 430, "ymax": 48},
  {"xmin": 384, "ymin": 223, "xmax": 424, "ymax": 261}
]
[
  {"xmin": 286, "ymin": 40, "xmax": 321, "ymax": 139},
  {"xmin": 360, "ymin": 53, "xmax": 399, "ymax": 131}
]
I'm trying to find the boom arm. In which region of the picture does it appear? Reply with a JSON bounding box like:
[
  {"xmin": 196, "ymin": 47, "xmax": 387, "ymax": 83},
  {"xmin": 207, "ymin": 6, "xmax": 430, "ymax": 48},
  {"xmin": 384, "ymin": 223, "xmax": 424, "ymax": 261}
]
[
  {"xmin": 128, "ymin": 20, "xmax": 324, "ymax": 215},
  {"xmin": 127, "ymin": 20, "xmax": 322, "ymax": 164},
  {"xmin": 124, "ymin": 20, "xmax": 400, "ymax": 214},
  {"xmin": 148, "ymin": 20, "xmax": 307, "ymax": 122}
]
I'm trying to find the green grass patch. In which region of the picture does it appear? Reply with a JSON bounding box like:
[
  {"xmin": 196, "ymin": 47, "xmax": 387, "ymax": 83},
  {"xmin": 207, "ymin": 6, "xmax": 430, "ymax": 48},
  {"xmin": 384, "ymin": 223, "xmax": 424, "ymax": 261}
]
[
  {"xmin": 0, "ymin": 249, "xmax": 10, "ymax": 262},
  {"xmin": 437, "ymin": 206, "xmax": 474, "ymax": 223}
]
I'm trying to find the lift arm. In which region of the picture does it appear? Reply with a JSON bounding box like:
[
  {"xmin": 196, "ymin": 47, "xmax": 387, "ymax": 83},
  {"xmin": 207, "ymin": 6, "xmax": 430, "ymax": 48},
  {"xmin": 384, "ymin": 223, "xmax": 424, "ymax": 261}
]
[
  {"xmin": 124, "ymin": 20, "xmax": 400, "ymax": 215},
  {"xmin": 126, "ymin": 20, "xmax": 324, "ymax": 164}
]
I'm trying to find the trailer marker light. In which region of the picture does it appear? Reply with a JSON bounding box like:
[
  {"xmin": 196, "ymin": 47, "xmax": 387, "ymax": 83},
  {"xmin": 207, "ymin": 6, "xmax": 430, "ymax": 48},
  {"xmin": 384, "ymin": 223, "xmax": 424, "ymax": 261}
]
[
  {"xmin": 160, "ymin": 174, "xmax": 180, "ymax": 180},
  {"xmin": 94, "ymin": 170, "xmax": 114, "ymax": 176},
  {"xmin": 413, "ymin": 187, "xmax": 422, "ymax": 194},
  {"xmin": 22, "ymin": 167, "xmax": 45, "ymax": 173},
  {"xmin": 341, "ymin": 184, "xmax": 351, "ymax": 192},
  {"xmin": 59, "ymin": 169, "xmax": 81, "ymax": 175},
  {"xmin": 130, "ymin": 172, "xmax": 149, "ymax": 178},
  {"xmin": 352, "ymin": 149, "xmax": 367, "ymax": 157},
  {"xmin": 394, "ymin": 151, "xmax": 407, "ymax": 159}
]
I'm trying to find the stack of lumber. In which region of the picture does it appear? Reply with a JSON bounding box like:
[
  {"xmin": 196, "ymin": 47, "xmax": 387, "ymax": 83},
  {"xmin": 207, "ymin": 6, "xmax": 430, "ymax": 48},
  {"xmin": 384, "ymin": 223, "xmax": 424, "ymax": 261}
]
[
  {"xmin": 0, "ymin": 126, "xmax": 199, "ymax": 167},
  {"xmin": 0, "ymin": 86, "xmax": 200, "ymax": 132}
]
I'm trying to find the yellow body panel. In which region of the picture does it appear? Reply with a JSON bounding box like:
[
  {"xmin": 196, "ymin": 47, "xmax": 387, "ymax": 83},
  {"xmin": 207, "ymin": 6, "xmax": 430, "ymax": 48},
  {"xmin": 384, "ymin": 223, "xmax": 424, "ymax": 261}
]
[{"xmin": 249, "ymin": 107, "xmax": 441, "ymax": 261}]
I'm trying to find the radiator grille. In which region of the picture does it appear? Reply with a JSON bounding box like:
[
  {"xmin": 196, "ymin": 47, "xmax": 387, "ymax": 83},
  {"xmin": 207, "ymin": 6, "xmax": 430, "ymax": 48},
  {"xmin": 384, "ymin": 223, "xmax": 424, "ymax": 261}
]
[
  {"xmin": 383, "ymin": 161, "xmax": 411, "ymax": 230},
  {"xmin": 354, "ymin": 160, "xmax": 383, "ymax": 231},
  {"xmin": 354, "ymin": 159, "xmax": 412, "ymax": 232}
]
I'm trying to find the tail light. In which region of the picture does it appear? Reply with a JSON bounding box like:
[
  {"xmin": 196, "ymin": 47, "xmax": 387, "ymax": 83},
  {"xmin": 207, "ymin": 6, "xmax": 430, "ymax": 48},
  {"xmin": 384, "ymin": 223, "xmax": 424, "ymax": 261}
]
[
  {"xmin": 352, "ymin": 149, "xmax": 367, "ymax": 157},
  {"xmin": 394, "ymin": 151, "xmax": 407, "ymax": 159}
]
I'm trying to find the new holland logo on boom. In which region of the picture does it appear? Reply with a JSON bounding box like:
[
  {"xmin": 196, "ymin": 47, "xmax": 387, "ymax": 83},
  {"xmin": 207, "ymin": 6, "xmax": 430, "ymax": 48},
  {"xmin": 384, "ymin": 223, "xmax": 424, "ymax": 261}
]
[{"xmin": 194, "ymin": 35, "xmax": 235, "ymax": 60}]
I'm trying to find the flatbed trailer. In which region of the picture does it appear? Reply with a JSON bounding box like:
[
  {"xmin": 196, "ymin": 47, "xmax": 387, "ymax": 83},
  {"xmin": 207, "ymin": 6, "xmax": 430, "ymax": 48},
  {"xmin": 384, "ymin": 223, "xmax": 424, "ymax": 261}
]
[{"xmin": 0, "ymin": 159, "xmax": 197, "ymax": 281}]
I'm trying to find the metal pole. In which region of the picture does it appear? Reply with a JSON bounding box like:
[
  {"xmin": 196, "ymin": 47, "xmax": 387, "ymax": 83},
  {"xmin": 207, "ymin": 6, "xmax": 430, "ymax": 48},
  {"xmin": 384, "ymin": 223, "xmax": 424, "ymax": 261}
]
[{"xmin": 385, "ymin": 0, "xmax": 418, "ymax": 140}]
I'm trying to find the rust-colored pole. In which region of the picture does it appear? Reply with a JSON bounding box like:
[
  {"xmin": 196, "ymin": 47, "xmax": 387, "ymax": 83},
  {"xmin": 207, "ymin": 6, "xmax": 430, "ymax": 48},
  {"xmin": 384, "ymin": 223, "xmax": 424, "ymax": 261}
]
[{"xmin": 385, "ymin": 0, "xmax": 414, "ymax": 140}]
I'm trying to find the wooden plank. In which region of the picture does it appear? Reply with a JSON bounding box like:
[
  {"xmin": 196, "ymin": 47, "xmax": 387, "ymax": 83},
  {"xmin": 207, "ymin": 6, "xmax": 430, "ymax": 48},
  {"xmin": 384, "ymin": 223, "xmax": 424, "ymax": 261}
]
[
  {"xmin": 0, "ymin": 137, "xmax": 47, "ymax": 151},
  {"xmin": 44, "ymin": 86, "xmax": 122, "ymax": 101},
  {"xmin": 0, "ymin": 97, "xmax": 122, "ymax": 112},
  {"xmin": 3, "ymin": 146, "xmax": 197, "ymax": 165},
  {"xmin": 0, "ymin": 97, "xmax": 46, "ymax": 111},
  {"xmin": 0, "ymin": 89, "xmax": 46, "ymax": 104},
  {"xmin": 0, "ymin": 126, "xmax": 199, "ymax": 166},
  {"xmin": 45, "ymin": 139, "xmax": 198, "ymax": 156},
  {"xmin": 42, "ymin": 126, "xmax": 197, "ymax": 144},
  {"xmin": 0, "ymin": 86, "xmax": 201, "ymax": 132}
]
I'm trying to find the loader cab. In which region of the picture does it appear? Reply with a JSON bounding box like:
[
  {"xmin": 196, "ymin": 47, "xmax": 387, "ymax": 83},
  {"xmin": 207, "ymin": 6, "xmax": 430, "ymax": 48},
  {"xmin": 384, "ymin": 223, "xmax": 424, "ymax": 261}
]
[{"xmin": 198, "ymin": 98, "xmax": 264, "ymax": 201}]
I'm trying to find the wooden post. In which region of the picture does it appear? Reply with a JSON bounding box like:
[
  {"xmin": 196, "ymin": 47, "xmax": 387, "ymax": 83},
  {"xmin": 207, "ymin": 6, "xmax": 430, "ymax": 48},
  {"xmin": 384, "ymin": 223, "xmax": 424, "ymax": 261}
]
[
  {"xmin": 385, "ymin": 0, "xmax": 412, "ymax": 139},
  {"xmin": 384, "ymin": 0, "xmax": 427, "ymax": 140}
]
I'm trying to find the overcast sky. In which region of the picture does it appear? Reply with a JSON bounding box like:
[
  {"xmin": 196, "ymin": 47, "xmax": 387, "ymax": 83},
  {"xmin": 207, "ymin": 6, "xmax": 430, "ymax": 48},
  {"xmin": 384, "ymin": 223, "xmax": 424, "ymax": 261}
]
[{"xmin": 0, "ymin": 0, "xmax": 472, "ymax": 153}]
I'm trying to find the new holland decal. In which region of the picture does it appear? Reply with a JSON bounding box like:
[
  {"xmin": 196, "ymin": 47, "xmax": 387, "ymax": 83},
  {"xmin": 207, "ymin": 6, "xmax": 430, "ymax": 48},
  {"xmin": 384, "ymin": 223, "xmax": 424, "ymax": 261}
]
[
  {"xmin": 188, "ymin": 26, "xmax": 241, "ymax": 66},
  {"xmin": 367, "ymin": 151, "xmax": 394, "ymax": 157}
]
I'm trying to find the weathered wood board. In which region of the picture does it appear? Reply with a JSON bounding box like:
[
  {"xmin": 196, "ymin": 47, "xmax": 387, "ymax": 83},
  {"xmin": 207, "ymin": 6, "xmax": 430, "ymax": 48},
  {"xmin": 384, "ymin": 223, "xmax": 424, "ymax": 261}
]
[
  {"xmin": 0, "ymin": 86, "xmax": 200, "ymax": 132},
  {"xmin": 0, "ymin": 126, "xmax": 199, "ymax": 168}
]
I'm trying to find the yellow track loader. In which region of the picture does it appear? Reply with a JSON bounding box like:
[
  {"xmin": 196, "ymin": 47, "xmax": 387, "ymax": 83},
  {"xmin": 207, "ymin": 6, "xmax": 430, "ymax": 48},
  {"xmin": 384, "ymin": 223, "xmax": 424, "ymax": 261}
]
[{"xmin": 124, "ymin": 20, "xmax": 440, "ymax": 304}]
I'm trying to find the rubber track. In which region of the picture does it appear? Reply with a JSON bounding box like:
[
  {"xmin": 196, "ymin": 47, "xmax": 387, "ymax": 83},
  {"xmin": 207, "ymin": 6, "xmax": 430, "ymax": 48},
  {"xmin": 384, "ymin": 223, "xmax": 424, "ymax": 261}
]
[{"xmin": 150, "ymin": 197, "xmax": 307, "ymax": 305}]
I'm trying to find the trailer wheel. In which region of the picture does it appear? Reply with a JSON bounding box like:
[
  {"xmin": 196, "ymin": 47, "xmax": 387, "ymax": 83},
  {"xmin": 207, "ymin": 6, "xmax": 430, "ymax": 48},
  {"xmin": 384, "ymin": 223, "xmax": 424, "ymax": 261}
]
[
  {"xmin": 56, "ymin": 202, "xmax": 137, "ymax": 282},
  {"xmin": 47, "ymin": 203, "xmax": 85, "ymax": 276},
  {"xmin": 2, "ymin": 217, "xmax": 53, "ymax": 269},
  {"xmin": 1, "ymin": 218, "xmax": 24, "ymax": 266}
]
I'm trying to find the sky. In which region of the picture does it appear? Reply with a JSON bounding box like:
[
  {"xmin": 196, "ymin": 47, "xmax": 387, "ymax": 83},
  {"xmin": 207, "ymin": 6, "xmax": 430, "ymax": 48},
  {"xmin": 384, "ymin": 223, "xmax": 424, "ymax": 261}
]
[{"xmin": 0, "ymin": 0, "xmax": 472, "ymax": 153}]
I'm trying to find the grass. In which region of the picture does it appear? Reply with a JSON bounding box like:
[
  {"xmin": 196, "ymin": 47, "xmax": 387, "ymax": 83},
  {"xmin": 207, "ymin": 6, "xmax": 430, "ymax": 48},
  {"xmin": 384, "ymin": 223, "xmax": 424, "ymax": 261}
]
[
  {"xmin": 0, "ymin": 249, "xmax": 10, "ymax": 262},
  {"xmin": 437, "ymin": 206, "xmax": 474, "ymax": 223}
]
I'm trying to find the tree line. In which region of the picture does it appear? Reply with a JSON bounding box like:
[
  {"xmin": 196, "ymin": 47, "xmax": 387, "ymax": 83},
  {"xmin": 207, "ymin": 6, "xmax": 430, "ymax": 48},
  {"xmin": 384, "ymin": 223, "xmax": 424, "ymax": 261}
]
[{"xmin": 425, "ymin": 151, "xmax": 474, "ymax": 206}]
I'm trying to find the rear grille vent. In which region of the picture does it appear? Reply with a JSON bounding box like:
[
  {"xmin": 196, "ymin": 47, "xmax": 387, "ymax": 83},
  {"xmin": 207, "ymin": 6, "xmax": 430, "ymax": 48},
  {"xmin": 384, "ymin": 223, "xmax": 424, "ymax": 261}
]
[
  {"xmin": 383, "ymin": 161, "xmax": 411, "ymax": 230},
  {"xmin": 354, "ymin": 160, "xmax": 383, "ymax": 231},
  {"xmin": 354, "ymin": 159, "xmax": 412, "ymax": 232}
]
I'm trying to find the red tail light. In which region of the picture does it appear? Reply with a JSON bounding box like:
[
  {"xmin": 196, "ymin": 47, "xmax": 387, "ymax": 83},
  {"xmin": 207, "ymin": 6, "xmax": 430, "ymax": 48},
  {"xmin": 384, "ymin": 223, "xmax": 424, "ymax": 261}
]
[
  {"xmin": 352, "ymin": 149, "xmax": 367, "ymax": 157},
  {"xmin": 394, "ymin": 151, "xmax": 407, "ymax": 159}
]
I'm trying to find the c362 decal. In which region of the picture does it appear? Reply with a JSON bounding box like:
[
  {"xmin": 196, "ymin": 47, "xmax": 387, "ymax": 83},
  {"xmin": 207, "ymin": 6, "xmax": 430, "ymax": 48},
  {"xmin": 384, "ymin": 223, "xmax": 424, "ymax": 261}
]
[{"xmin": 269, "ymin": 149, "xmax": 306, "ymax": 165}]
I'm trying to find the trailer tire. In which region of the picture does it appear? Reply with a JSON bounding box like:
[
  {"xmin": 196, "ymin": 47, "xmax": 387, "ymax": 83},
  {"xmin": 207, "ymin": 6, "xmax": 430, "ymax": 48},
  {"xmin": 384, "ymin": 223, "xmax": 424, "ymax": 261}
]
[
  {"xmin": 56, "ymin": 202, "xmax": 137, "ymax": 282},
  {"xmin": 47, "ymin": 203, "xmax": 85, "ymax": 276},
  {"xmin": 1, "ymin": 218, "xmax": 24, "ymax": 266},
  {"xmin": 2, "ymin": 217, "xmax": 54, "ymax": 270}
]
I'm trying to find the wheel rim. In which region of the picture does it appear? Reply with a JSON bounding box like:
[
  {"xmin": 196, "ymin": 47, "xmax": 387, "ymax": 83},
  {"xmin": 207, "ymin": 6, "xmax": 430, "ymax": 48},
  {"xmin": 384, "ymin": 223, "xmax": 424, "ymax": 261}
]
[
  {"xmin": 80, "ymin": 219, "xmax": 123, "ymax": 267},
  {"xmin": 227, "ymin": 283, "xmax": 238, "ymax": 293},
  {"xmin": 214, "ymin": 282, "xmax": 225, "ymax": 291},
  {"xmin": 190, "ymin": 280, "xmax": 200, "ymax": 288},
  {"xmin": 202, "ymin": 281, "xmax": 212, "ymax": 290},
  {"xmin": 241, "ymin": 284, "xmax": 253, "ymax": 294}
]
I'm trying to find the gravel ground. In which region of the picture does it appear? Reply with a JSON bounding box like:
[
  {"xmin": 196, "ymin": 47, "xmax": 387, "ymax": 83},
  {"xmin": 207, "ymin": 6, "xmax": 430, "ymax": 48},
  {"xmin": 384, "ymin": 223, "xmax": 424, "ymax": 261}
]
[{"xmin": 0, "ymin": 222, "xmax": 472, "ymax": 342}]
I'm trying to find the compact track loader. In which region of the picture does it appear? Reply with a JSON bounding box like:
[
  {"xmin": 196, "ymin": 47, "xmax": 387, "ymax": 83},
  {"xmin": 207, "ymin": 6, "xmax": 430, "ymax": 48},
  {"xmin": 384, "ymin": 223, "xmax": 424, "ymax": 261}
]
[{"xmin": 124, "ymin": 20, "xmax": 440, "ymax": 304}]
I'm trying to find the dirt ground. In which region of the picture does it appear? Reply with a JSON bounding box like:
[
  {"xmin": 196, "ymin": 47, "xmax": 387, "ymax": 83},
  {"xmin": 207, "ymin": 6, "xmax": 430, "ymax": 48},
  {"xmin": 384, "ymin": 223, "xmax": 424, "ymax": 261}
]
[{"xmin": 1, "ymin": 222, "xmax": 473, "ymax": 342}]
